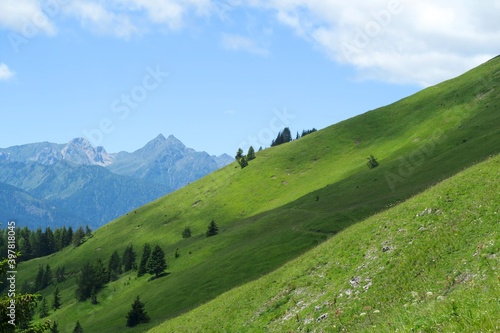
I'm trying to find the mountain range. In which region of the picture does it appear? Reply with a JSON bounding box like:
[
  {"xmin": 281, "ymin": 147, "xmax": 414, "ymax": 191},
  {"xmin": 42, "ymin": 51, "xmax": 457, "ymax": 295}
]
[{"xmin": 0, "ymin": 135, "xmax": 233, "ymax": 229}]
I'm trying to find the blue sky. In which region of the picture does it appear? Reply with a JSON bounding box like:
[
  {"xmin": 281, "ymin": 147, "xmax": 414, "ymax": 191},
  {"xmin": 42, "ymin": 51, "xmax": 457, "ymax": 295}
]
[{"xmin": 1, "ymin": 1, "xmax": 499, "ymax": 156}]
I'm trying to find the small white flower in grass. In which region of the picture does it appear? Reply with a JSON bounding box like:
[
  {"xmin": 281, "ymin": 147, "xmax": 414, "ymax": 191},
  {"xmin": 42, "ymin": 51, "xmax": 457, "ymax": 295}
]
[
  {"xmin": 426, "ymin": 291, "xmax": 433, "ymax": 297},
  {"xmin": 373, "ymin": 310, "xmax": 380, "ymax": 314},
  {"xmin": 359, "ymin": 312, "xmax": 367, "ymax": 317}
]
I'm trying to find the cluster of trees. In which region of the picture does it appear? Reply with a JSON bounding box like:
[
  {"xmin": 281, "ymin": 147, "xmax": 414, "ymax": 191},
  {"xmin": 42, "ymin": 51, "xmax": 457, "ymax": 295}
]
[
  {"xmin": 0, "ymin": 225, "xmax": 92, "ymax": 262},
  {"xmin": 33, "ymin": 264, "xmax": 66, "ymax": 292},
  {"xmin": 75, "ymin": 244, "xmax": 141, "ymax": 302},
  {"xmin": 38, "ymin": 286, "xmax": 61, "ymax": 319},
  {"xmin": 235, "ymin": 146, "xmax": 256, "ymax": 169},
  {"xmin": 299, "ymin": 128, "xmax": 317, "ymax": 138},
  {"xmin": 271, "ymin": 127, "xmax": 318, "ymax": 147},
  {"xmin": 137, "ymin": 244, "xmax": 167, "ymax": 278},
  {"xmin": 232, "ymin": 127, "xmax": 318, "ymax": 169},
  {"xmin": 271, "ymin": 127, "xmax": 293, "ymax": 147}
]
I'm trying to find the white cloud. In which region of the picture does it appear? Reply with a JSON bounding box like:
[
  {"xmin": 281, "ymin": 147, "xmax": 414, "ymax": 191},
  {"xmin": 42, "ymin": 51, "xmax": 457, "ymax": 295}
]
[
  {"xmin": 0, "ymin": 0, "xmax": 57, "ymax": 35},
  {"xmin": 65, "ymin": 1, "xmax": 138, "ymax": 39},
  {"xmin": 221, "ymin": 33, "xmax": 270, "ymax": 56},
  {"xmin": 0, "ymin": 63, "xmax": 15, "ymax": 81},
  {"xmin": 110, "ymin": 0, "xmax": 212, "ymax": 30},
  {"xmin": 251, "ymin": 0, "xmax": 500, "ymax": 86}
]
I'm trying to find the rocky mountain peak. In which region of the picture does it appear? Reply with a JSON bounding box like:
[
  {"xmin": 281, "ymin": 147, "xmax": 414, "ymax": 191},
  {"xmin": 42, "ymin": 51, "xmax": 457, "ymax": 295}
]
[{"xmin": 61, "ymin": 138, "xmax": 114, "ymax": 166}]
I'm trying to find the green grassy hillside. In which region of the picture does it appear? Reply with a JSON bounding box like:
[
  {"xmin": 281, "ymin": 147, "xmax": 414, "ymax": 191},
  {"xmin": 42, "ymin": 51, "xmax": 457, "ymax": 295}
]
[
  {"xmin": 18, "ymin": 56, "xmax": 500, "ymax": 332},
  {"xmin": 151, "ymin": 154, "xmax": 500, "ymax": 333}
]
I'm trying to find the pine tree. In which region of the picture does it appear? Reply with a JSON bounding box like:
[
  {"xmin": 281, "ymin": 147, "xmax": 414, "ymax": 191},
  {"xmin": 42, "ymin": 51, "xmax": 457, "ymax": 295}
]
[
  {"xmin": 282, "ymin": 127, "xmax": 292, "ymax": 143},
  {"xmin": 42, "ymin": 264, "xmax": 52, "ymax": 289},
  {"xmin": 122, "ymin": 244, "xmax": 137, "ymax": 272},
  {"xmin": 138, "ymin": 243, "xmax": 151, "ymax": 277},
  {"xmin": 235, "ymin": 148, "xmax": 248, "ymax": 168},
  {"xmin": 238, "ymin": 156, "xmax": 248, "ymax": 168},
  {"xmin": 235, "ymin": 148, "xmax": 244, "ymax": 160},
  {"xmin": 147, "ymin": 245, "xmax": 167, "ymax": 278},
  {"xmin": 73, "ymin": 320, "xmax": 83, "ymax": 333},
  {"xmin": 206, "ymin": 220, "xmax": 219, "ymax": 237},
  {"xmin": 53, "ymin": 286, "xmax": 61, "ymax": 310},
  {"xmin": 182, "ymin": 226, "xmax": 192, "ymax": 238},
  {"xmin": 94, "ymin": 258, "xmax": 109, "ymax": 286},
  {"xmin": 271, "ymin": 128, "xmax": 293, "ymax": 147},
  {"xmin": 53, "ymin": 228, "xmax": 63, "ymax": 251},
  {"xmin": 108, "ymin": 250, "xmax": 122, "ymax": 281},
  {"xmin": 126, "ymin": 296, "xmax": 150, "ymax": 327},
  {"xmin": 34, "ymin": 265, "xmax": 44, "ymax": 291},
  {"xmin": 39, "ymin": 297, "xmax": 49, "ymax": 318},
  {"xmin": 75, "ymin": 259, "xmax": 107, "ymax": 301},
  {"xmin": 45, "ymin": 227, "xmax": 57, "ymax": 254},
  {"xmin": 56, "ymin": 265, "xmax": 66, "ymax": 283},
  {"xmin": 65, "ymin": 226, "xmax": 73, "ymax": 247},
  {"xmin": 73, "ymin": 226, "xmax": 86, "ymax": 246},
  {"xmin": 51, "ymin": 321, "xmax": 60, "ymax": 333},
  {"xmin": 85, "ymin": 225, "xmax": 92, "ymax": 236},
  {"xmin": 247, "ymin": 146, "xmax": 256, "ymax": 161}
]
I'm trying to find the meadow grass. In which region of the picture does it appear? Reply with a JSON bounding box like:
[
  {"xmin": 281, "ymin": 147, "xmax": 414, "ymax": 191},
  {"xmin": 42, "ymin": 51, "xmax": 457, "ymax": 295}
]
[{"xmin": 19, "ymin": 56, "xmax": 500, "ymax": 332}]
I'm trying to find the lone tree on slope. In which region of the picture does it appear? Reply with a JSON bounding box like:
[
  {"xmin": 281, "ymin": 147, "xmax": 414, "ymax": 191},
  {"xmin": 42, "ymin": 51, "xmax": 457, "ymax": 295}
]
[
  {"xmin": 206, "ymin": 220, "xmax": 219, "ymax": 237},
  {"xmin": 146, "ymin": 245, "xmax": 167, "ymax": 278},
  {"xmin": 126, "ymin": 296, "xmax": 150, "ymax": 327}
]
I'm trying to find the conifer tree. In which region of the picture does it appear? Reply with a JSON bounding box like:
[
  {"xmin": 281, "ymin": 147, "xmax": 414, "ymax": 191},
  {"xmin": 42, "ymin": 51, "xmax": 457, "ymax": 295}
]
[
  {"xmin": 138, "ymin": 243, "xmax": 151, "ymax": 277},
  {"xmin": 42, "ymin": 264, "xmax": 52, "ymax": 289},
  {"xmin": 75, "ymin": 259, "xmax": 107, "ymax": 301},
  {"xmin": 238, "ymin": 156, "xmax": 248, "ymax": 168},
  {"xmin": 108, "ymin": 250, "xmax": 122, "ymax": 281},
  {"xmin": 147, "ymin": 245, "xmax": 167, "ymax": 278},
  {"xmin": 73, "ymin": 226, "xmax": 86, "ymax": 246},
  {"xmin": 235, "ymin": 148, "xmax": 244, "ymax": 160},
  {"xmin": 85, "ymin": 225, "xmax": 92, "ymax": 236},
  {"xmin": 206, "ymin": 220, "xmax": 219, "ymax": 237},
  {"xmin": 34, "ymin": 265, "xmax": 45, "ymax": 291},
  {"xmin": 122, "ymin": 244, "xmax": 137, "ymax": 272},
  {"xmin": 73, "ymin": 320, "xmax": 83, "ymax": 333},
  {"xmin": 66, "ymin": 226, "xmax": 73, "ymax": 247},
  {"xmin": 53, "ymin": 286, "xmax": 61, "ymax": 310},
  {"xmin": 56, "ymin": 265, "xmax": 66, "ymax": 283},
  {"xmin": 247, "ymin": 146, "xmax": 256, "ymax": 161},
  {"xmin": 126, "ymin": 296, "xmax": 150, "ymax": 327},
  {"xmin": 39, "ymin": 297, "xmax": 49, "ymax": 318}
]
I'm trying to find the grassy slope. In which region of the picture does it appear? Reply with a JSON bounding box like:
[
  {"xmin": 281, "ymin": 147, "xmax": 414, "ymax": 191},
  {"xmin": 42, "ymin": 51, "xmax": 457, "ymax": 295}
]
[
  {"xmin": 19, "ymin": 57, "xmax": 500, "ymax": 332},
  {"xmin": 151, "ymin": 154, "xmax": 500, "ymax": 333}
]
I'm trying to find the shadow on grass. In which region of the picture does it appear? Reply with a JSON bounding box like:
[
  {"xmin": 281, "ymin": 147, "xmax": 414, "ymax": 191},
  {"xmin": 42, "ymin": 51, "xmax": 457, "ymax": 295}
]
[{"xmin": 148, "ymin": 272, "xmax": 171, "ymax": 281}]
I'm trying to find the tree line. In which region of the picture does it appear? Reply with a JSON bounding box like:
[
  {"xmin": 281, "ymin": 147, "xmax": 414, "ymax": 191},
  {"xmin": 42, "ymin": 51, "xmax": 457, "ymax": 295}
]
[{"xmin": 0, "ymin": 224, "xmax": 92, "ymax": 262}]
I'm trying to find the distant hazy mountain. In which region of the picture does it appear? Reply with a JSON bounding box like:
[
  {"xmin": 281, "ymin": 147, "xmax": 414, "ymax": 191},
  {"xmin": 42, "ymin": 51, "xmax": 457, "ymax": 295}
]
[
  {"xmin": 0, "ymin": 182, "xmax": 88, "ymax": 229},
  {"xmin": 107, "ymin": 134, "xmax": 233, "ymax": 189},
  {"xmin": 0, "ymin": 135, "xmax": 233, "ymax": 229},
  {"xmin": 1, "ymin": 138, "xmax": 114, "ymax": 166}
]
